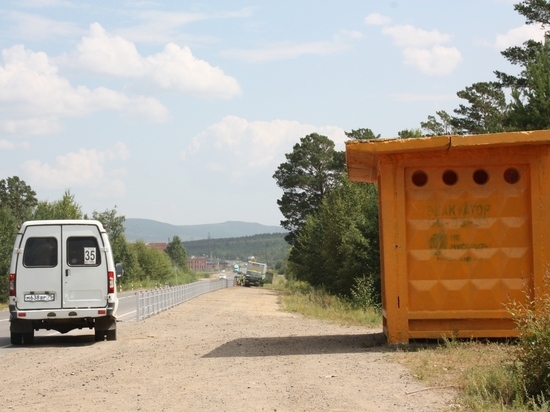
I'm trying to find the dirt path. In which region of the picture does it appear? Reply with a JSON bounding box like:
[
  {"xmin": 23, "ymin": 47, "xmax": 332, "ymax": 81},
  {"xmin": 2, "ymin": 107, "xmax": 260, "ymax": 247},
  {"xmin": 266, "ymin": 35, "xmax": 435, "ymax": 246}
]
[{"xmin": 1, "ymin": 287, "xmax": 457, "ymax": 411}]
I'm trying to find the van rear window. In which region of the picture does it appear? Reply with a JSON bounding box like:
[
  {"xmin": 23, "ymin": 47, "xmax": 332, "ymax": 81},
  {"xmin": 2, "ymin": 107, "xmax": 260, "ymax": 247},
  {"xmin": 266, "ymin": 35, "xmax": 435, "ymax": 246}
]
[
  {"xmin": 23, "ymin": 237, "xmax": 58, "ymax": 267},
  {"xmin": 67, "ymin": 237, "xmax": 101, "ymax": 266}
]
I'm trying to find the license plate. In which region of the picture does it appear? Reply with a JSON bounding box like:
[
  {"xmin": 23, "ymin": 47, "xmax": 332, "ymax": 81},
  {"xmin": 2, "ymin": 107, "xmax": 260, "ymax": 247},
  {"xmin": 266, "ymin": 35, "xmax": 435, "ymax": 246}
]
[{"xmin": 24, "ymin": 293, "xmax": 55, "ymax": 302}]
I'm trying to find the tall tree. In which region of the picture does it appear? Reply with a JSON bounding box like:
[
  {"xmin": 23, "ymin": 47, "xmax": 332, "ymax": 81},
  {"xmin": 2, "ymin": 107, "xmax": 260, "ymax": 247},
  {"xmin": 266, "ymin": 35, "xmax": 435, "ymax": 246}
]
[
  {"xmin": 166, "ymin": 235, "xmax": 188, "ymax": 270},
  {"xmin": 92, "ymin": 207, "xmax": 126, "ymax": 253},
  {"xmin": 451, "ymin": 82, "xmax": 508, "ymax": 134},
  {"xmin": 345, "ymin": 128, "xmax": 380, "ymax": 140},
  {"xmin": 33, "ymin": 190, "xmax": 83, "ymax": 220},
  {"xmin": 0, "ymin": 176, "xmax": 37, "ymax": 222},
  {"xmin": 515, "ymin": 0, "xmax": 550, "ymax": 26},
  {"xmin": 92, "ymin": 207, "xmax": 139, "ymax": 281},
  {"xmin": 496, "ymin": 39, "xmax": 546, "ymax": 89},
  {"xmin": 421, "ymin": 110, "xmax": 458, "ymax": 136},
  {"xmin": 0, "ymin": 176, "xmax": 36, "ymax": 301},
  {"xmin": 507, "ymin": 39, "xmax": 550, "ymax": 130},
  {"xmin": 273, "ymin": 133, "xmax": 345, "ymax": 244},
  {"xmin": 0, "ymin": 206, "xmax": 18, "ymax": 302},
  {"xmin": 287, "ymin": 177, "xmax": 380, "ymax": 299},
  {"xmin": 495, "ymin": 1, "xmax": 550, "ymax": 89}
]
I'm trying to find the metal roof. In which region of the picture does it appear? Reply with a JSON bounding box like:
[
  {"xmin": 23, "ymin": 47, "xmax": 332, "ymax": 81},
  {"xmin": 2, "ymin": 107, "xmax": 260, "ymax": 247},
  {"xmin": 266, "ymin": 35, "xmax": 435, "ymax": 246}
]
[{"xmin": 345, "ymin": 130, "xmax": 550, "ymax": 183}]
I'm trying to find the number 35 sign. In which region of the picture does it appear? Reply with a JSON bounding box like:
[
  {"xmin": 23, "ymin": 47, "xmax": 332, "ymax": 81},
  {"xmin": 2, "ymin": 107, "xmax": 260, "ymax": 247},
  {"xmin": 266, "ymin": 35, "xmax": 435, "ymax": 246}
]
[{"xmin": 84, "ymin": 247, "xmax": 97, "ymax": 265}]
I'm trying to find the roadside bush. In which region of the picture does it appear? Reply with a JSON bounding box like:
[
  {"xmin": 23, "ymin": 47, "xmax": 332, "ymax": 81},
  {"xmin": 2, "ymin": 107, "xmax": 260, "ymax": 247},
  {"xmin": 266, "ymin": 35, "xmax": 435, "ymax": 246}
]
[
  {"xmin": 128, "ymin": 240, "xmax": 173, "ymax": 284},
  {"xmin": 462, "ymin": 291, "xmax": 550, "ymax": 410},
  {"xmin": 350, "ymin": 276, "xmax": 380, "ymax": 312},
  {"xmin": 509, "ymin": 292, "xmax": 550, "ymax": 405}
]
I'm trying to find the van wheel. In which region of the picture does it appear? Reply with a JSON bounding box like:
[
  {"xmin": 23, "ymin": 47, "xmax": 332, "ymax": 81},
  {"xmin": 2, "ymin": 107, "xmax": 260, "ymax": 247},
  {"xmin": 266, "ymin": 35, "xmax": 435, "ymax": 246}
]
[
  {"xmin": 23, "ymin": 332, "xmax": 34, "ymax": 345},
  {"xmin": 11, "ymin": 332, "xmax": 22, "ymax": 345},
  {"xmin": 106, "ymin": 329, "xmax": 117, "ymax": 341}
]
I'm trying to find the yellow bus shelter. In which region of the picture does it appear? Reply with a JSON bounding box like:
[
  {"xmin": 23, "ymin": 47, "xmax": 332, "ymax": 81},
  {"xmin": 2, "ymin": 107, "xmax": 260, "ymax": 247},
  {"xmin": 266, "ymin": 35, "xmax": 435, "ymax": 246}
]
[{"xmin": 346, "ymin": 130, "xmax": 550, "ymax": 343}]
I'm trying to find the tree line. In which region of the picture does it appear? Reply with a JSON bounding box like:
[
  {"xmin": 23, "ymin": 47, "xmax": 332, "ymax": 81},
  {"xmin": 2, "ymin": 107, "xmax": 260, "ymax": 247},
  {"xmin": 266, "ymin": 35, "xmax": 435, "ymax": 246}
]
[
  {"xmin": 274, "ymin": 0, "xmax": 550, "ymax": 303},
  {"xmin": 0, "ymin": 177, "xmax": 191, "ymax": 301},
  {"xmin": 182, "ymin": 233, "xmax": 290, "ymax": 268}
]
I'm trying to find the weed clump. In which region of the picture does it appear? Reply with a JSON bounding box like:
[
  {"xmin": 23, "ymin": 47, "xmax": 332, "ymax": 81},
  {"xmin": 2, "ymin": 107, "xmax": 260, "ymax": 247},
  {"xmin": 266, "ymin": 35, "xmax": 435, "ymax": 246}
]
[
  {"xmin": 461, "ymin": 293, "xmax": 550, "ymax": 410},
  {"xmin": 350, "ymin": 275, "xmax": 380, "ymax": 312},
  {"xmin": 509, "ymin": 293, "xmax": 550, "ymax": 407}
]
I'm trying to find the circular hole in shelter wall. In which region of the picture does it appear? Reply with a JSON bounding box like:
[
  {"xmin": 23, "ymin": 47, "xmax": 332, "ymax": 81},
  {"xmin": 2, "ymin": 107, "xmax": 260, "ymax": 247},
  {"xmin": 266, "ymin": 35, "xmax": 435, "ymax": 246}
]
[
  {"xmin": 411, "ymin": 170, "xmax": 428, "ymax": 187},
  {"xmin": 504, "ymin": 167, "xmax": 520, "ymax": 184},
  {"xmin": 473, "ymin": 169, "xmax": 489, "ymax": 185},
  {"xmin": 442, "ymin": 170, "xmax": 458, "ymax": 186}
]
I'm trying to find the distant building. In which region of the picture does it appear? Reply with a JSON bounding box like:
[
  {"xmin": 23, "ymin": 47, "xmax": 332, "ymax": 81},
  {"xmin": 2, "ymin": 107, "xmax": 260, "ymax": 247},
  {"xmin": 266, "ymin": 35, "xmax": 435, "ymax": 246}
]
[{"xmin": 188, "ymin": 256, "xmax": 207, "ymax": 271}]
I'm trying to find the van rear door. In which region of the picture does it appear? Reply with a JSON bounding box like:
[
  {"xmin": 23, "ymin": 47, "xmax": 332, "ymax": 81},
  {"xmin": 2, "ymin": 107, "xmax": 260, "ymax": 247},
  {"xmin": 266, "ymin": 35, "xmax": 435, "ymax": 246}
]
[
  {"xmin": 15, "ymin": 224, "xmax": 62, "ymax": 311},
  {"xmin": 62, "ymin": 224, "xmax": 108, "ymax": 309}
]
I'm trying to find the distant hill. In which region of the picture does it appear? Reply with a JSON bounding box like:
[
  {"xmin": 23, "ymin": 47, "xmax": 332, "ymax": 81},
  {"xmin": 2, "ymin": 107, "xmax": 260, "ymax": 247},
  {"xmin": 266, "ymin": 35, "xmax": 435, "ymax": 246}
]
[
  {"xmin": 182, "ymin": 233, "xmax": 290, "ymax": 265},
  {"xmin": 123, "ymin": 218, "xmax": 286, "ymax": 242}
]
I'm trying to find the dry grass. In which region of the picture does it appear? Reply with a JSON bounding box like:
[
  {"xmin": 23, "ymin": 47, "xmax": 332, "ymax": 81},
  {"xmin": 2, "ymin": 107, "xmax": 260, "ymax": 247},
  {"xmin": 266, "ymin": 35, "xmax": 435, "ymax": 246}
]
[{"xmin": 390, "ymin": 338, "xmax": 514, "ymax": 388}]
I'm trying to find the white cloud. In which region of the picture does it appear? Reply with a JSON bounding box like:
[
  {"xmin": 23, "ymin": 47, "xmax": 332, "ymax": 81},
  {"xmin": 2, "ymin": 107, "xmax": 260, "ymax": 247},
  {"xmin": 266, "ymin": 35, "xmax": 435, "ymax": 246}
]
[
  {"xmin": 6, "ymin": 11, "xmax": 83, "ymax": 41},
  {"xmin": 116, "ymin": 8, "xmax": 253, "ymax": 45},
  {"xmin": 0, "ymin": 139, "xmax": 29, "ymax": 150},
  {"xmin": 180, "ymin": 116, "xmax": 346, "ymax": 178},
  {"xmin": 21, "ymin": 142, "xmax": 130, "ymax": 197},
  {"xmin": 382, "ymin": 25, "xmax": 452, "ymax": 48},
  {"xmin": 494, "ymin": 24, "xmax": 546, "ymax": 49},
  {"xmin": 131, "ymin": 8, "xmax": 252, "ymax": 31},
  {"xmin": 65, "ymin": 23, "xmax": 147, "ymax": 77},
  {"xmin": 364, "ymin": 13, "xmax": 391, "ymax": 26},
  {"xmin": 62, "ymin": 23, "xmax": 241, "ymax": 99},
  {"xmin": 221, "ymin": 30, "xmax": 363, "ymax": 63},
  {"xmin": 0, "ymin": 44, "xmax": 169, "ymax": 136},
  {"xmin": 0, "ymin": 117, "xmax": 62, "ymax": 136},
  {"xmin": 402, "ymin": 45, "xmax": 462, "ymax": 76},
  {"xmin": 145, "ymin": 43, "xmax": 241, "ymax": 98},
  {"xmin": 370, "ymin": 21, "xmax": 461, "ymax": 76}
]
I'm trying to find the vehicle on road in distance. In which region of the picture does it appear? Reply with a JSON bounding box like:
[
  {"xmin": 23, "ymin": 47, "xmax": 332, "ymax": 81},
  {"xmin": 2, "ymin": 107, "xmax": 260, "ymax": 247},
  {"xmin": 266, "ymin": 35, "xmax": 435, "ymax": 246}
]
[
  {"xmin": 8, "ymin": 220, "xmax": 124, "ymax": 345},
  {"xmin": 242, "ymin": 261, "xmax": 267, "ymax": 287}
]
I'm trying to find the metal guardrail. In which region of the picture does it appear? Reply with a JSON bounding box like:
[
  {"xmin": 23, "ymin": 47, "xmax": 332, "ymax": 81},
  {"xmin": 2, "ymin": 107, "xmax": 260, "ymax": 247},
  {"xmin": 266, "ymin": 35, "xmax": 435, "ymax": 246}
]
[{"xmin": 136, "ymin": 278, "xmax": 231, "ymax": 321}]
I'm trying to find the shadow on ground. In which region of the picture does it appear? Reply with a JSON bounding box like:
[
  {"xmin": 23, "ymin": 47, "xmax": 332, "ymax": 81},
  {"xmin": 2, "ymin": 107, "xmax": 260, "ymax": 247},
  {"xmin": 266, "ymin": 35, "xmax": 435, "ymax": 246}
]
[
  {"xmin": 0, "ymin": 334, "xmax": 97, "ymax": 350},
  {"xmin": 203, "ymin": 332, "xmax": 387, "ymax": 358}
]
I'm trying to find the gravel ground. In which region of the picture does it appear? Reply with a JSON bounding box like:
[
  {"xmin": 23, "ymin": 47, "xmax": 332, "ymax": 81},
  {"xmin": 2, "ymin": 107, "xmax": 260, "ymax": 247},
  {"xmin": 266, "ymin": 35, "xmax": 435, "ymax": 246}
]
[{"xmin": 1, "ymin": 286, "xmax": 457, "ymax": 411}]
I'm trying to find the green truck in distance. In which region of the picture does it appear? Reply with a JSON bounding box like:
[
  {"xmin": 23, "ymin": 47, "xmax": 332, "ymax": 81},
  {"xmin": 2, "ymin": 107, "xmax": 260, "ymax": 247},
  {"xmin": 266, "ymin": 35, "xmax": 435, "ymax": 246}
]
[{"xmin": 242, "ymin": 261, "xmax": 267, "ymax": 287}]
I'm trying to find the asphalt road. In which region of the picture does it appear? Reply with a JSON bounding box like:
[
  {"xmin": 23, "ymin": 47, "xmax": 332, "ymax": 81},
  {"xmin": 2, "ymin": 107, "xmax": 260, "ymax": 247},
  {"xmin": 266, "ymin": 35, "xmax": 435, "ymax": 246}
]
[{"xmin": 0, "ymin": 291, "xmax": 138, "ymax": 350}]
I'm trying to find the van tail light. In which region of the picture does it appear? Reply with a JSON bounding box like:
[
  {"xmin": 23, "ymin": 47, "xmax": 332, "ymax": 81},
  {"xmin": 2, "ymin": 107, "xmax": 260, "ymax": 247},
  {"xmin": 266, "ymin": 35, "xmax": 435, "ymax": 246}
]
[
  {"xmin": 108, "ymin": 271, "xmax": 115, "ymax": 294},
  {"xmin": 9, "ymin": 273, "xmax": 15, "ymax": 296}
]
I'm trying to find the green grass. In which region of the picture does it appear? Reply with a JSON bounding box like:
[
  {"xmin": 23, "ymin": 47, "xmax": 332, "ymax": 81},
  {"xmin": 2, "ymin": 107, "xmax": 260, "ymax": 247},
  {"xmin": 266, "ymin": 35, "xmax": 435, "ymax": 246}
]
[{"xmin": 270, "ymin": 277, "xmax": 381, "ymax": 327}]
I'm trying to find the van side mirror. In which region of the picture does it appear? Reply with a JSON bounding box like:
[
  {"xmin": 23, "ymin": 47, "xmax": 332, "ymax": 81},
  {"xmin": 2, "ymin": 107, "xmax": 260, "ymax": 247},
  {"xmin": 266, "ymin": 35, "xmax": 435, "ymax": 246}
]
[{"xmin": 115, "ymin": 262, "xmax": 124, "ymax": 278}]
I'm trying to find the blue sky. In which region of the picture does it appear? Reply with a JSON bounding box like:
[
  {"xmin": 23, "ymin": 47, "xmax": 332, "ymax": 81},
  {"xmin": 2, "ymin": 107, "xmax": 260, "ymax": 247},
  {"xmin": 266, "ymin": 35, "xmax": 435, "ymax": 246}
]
[{"xmin": 0, "ymin": 0, "xmax": 545, "ymax": 227}]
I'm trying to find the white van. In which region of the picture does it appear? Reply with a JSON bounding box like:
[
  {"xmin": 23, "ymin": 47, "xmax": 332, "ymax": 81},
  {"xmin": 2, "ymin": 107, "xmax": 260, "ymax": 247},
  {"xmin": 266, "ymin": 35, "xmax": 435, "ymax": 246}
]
[{"xmin": 8, "ymin": 220, "xmax": 123, "ymax": 344}]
